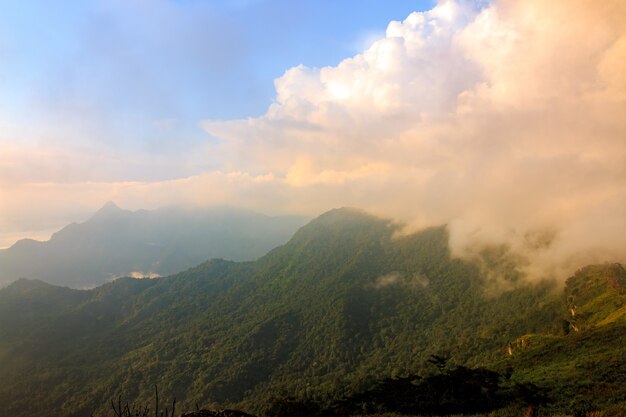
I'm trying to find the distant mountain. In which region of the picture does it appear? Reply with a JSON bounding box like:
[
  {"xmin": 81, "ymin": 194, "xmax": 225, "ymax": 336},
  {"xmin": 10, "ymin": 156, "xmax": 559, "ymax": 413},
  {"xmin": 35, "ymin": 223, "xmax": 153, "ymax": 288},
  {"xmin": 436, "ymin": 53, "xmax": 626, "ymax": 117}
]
[
  {"xmin": 0, "ymin": 208, "xmax": 623, "ymax": 417},
  {"xmin": 0, "ymin": 203, "xmax": 308, "ymax": 289}
]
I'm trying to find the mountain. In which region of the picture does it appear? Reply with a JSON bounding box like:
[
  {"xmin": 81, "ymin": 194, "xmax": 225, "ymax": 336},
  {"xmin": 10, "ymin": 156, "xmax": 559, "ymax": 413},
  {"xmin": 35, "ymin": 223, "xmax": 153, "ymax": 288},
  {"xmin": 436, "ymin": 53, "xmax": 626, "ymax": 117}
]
[
  {"xmin": 497, "ymin": 263, "xmax": 626, "ymax": 414},
  {"xmin": 0, "ymin": 208, "xmax": 623, "ymax": 417},
  {"xmin": 0, "ymin": 203, "xmax": 308, "ymax": 288}
]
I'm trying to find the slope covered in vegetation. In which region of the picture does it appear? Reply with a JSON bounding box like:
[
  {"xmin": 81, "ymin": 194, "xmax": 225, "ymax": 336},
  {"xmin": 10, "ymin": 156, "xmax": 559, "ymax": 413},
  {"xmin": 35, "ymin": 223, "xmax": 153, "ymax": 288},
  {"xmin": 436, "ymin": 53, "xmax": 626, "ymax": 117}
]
[
  {"xmin": 0, "ymin": 209, "xmax": 622, "ymax": 417},
  {"xmin": 496, "ymin": 263, "xmax": 626, "ymax": 414}
]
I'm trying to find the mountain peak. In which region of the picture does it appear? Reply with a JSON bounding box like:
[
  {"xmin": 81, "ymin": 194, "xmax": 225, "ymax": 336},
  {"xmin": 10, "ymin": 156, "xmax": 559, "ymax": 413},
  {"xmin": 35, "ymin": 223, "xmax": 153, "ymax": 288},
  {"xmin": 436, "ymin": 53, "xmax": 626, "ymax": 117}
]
[
  {"xmin": 2, "ymin": 277, "xmax": 53, "ymax": 293},
  {"xmin": 303, "ymin": 207, "xmax": 394, "ymax": 231},
  {"xmin": 99, "ymin": 201, "xmax": 122, "ymax": 212},
  {"xmin": 281, "ymin": 207, "xmax": 395, "ymax": 252},
  {"xmin": 90, "ymin": 201, "xmax": 125, "ymax": 220}
]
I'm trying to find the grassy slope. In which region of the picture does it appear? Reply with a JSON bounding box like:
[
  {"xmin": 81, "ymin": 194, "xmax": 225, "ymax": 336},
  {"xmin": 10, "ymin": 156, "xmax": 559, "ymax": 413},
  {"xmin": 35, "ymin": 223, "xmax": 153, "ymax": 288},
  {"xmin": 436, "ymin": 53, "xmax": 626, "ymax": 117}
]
[{"xmin": 492, "ymin": 264, "xmax": 626, "ymax": 413}]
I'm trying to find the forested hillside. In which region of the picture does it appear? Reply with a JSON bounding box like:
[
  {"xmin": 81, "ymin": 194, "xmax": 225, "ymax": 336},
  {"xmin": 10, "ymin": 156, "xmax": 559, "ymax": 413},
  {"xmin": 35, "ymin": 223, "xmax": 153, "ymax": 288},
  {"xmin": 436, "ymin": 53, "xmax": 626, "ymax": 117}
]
[{"xmin": 0, "ymin": 208, "xmax": 623, "ymax": 417}]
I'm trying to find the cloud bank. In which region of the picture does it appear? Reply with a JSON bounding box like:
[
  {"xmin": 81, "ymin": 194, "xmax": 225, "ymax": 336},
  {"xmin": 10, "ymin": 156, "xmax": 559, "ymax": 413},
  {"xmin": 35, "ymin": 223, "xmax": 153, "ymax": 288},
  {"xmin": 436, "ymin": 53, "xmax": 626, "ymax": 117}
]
[
  {"xmin": 201, "ymin": 0, "xmax": 626, "ymax": 279},
  {"xmin": 3, "ymin": 0, "xmax": 625, "ymax": 281}
]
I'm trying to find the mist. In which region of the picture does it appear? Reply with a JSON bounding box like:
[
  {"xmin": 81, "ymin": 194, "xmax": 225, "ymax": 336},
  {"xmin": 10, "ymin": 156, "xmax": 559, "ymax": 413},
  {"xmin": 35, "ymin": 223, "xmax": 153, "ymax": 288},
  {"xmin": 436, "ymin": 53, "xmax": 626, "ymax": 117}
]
[
  {"xmin": 2, "ymin": 0, "xmax": 625, "ymax": 279},
  {"xmin": 205, "ymin": 0, "xmax": 626, "ymax": 280}
]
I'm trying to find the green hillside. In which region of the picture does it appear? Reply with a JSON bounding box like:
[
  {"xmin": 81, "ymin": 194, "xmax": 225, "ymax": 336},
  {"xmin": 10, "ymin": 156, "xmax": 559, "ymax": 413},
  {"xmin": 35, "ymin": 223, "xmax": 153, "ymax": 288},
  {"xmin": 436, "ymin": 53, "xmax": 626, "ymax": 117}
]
[
  {"xmin": 495, "ymin": 263, "xmax": 626, "ymax": 413},
  {"xmin": 0, "ymin": 209, "xmax": 622, "ymax": 417}
]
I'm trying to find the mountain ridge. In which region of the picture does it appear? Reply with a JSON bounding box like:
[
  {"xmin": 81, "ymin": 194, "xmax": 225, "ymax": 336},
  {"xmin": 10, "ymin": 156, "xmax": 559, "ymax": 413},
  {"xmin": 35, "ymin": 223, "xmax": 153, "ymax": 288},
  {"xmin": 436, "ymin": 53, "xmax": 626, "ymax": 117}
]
[
  {"xmin": 0, "ymin": 208, "xmax": 623, "ymax": 416},
  {"xmin": 0, "ymin": 204, "xmax": 309, "ymax": 288}
]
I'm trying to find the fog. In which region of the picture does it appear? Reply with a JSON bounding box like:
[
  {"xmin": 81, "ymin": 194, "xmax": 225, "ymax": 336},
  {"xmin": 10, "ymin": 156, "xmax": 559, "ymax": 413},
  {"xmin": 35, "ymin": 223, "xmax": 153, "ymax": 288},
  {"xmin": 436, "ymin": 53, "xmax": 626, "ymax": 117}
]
[{"xmin": 2, "ymin": 0, "xmax": 624, "ymax": 280}]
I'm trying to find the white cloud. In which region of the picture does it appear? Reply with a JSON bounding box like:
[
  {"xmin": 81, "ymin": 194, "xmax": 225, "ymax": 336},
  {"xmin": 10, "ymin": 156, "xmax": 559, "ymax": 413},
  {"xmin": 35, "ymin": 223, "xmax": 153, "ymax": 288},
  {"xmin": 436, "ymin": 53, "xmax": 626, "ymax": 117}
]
[
  {"xmin": 128, "ymin": 272, "xmax": 161, "ymax": 280},
  {"xmin": 371, "ymin": 272, "xmax": 430, "ymax": 290},
  {"xmin": 199, "ymin": 0, "xmax": 626, "ymax": 279},
  {"xmin": 2, "ymin": 0, "xmax": 625, "ymax": 281}
]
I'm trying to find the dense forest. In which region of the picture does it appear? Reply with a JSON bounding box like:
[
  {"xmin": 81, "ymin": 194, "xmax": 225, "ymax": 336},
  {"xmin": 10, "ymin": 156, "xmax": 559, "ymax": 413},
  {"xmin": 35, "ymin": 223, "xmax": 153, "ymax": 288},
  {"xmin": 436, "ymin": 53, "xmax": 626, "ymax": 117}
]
[{"xmin": 0, "ymin": 208, "xmax": 624, "ymax": 417}]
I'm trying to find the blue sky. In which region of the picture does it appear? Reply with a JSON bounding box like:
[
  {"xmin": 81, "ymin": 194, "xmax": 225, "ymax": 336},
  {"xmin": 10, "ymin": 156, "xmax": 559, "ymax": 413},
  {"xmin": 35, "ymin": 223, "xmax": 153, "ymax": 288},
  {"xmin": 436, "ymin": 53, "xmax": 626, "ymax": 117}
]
[
  {"xmin": 0, "ymin": 0, "xmax": 434, "ymax": 155},
  {"xmin": 1, "ymin": 0, "xmax": 624, "ymax": 276}
]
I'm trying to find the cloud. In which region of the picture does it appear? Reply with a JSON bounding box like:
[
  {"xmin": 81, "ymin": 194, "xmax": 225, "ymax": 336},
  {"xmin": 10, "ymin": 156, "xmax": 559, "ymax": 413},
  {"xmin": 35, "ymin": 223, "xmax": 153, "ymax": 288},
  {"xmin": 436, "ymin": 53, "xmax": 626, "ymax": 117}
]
[
  {"xmin": 127, "ymin": 272, "xmax": 161, "ymax": 280},
  {"xmin": 371, "ymin": 272, "xmax": 430, "ymax": 290},
  {"xmin": 199, "ymin": 0, "xmax": 626, "ymax": 279},
  {"xmin": 2, "ymin": 0, "xmax": 625, "ymax": 281}
]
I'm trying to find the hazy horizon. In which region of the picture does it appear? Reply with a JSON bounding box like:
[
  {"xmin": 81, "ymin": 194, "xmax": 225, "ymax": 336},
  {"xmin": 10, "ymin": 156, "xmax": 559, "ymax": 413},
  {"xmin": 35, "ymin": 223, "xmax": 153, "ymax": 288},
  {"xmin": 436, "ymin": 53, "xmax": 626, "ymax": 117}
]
[
  {"xmin": 1, "ymin": 0, "xmax": 625, "ymax": 279},
  {"xmin": 0, "ymin": 201, "xmax": 311, "ymax": 249}
]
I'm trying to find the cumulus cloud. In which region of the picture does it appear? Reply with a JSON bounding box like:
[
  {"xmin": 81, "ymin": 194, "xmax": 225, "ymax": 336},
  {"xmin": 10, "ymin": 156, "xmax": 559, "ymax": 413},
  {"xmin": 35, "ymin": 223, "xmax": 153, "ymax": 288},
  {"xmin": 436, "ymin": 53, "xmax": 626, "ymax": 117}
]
[
  {"xmin": 199, "ymin": 0, "xmax": 626, "ymax": 279},
  {"xmin": 2, "ymin": 0, "xmax": 625, "ymax": 281}
]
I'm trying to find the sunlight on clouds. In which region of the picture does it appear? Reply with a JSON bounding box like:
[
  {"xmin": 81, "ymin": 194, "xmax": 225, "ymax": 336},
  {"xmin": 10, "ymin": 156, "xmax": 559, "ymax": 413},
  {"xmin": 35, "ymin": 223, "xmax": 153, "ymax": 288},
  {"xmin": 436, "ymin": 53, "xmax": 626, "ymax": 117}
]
[
  {"xmin": 433, "ymin": 1, "xmax": 456, "ymax": 22},
  {"xmin": 199, "ymin": 0, "xmax": 626, "ymax": 280},
  {"xmin": 285, "ymin": 159, "xmax": 392, "ymax": 187},
  {"xmin": 2, "ymin": 0, "xmax": 625, "ymax": 281}
]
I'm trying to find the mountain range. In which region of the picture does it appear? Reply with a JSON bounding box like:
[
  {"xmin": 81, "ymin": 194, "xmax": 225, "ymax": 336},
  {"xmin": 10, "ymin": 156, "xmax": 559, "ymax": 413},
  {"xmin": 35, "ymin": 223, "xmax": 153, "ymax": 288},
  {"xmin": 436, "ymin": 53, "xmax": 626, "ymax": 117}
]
[
  {"xmin": 0, "ymin": 208, "xmax": 623, "ymax": 417},
  {"xmin": 0, "ymin": 203, "xmax": 307, "ymax": 289}
]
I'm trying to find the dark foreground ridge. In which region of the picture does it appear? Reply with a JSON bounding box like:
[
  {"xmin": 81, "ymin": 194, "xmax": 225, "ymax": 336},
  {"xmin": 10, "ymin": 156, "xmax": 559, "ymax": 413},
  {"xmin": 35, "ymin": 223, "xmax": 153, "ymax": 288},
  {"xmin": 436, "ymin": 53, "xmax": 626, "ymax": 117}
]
[
  {"xmin": 181, "ymin": 410, "xmax": 257, "ymax": 417},
  {"xmin": 107, "ymin": 362, "xmax": 546, "ymax": 417}
]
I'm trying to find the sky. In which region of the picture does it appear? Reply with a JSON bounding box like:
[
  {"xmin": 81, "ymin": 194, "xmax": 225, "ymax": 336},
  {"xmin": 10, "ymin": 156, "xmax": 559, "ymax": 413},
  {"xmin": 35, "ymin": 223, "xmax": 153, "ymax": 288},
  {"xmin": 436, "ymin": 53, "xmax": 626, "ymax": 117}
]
[
  {"xmin": 0, "ymin": 0, "xmax": 434, "ymax": 240},
  {"xmin": 1, "ymin": 0, "xmax": 625, "ymax": 280}
]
